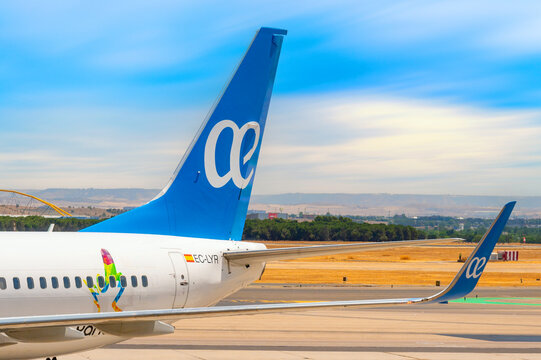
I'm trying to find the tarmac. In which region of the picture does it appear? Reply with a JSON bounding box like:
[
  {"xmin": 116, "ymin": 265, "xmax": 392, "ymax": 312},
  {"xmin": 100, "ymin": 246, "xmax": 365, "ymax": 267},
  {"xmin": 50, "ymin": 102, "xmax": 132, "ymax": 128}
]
[{"xmin": 62, "ymin": 285, "xmax": 541, "ymax": 359}]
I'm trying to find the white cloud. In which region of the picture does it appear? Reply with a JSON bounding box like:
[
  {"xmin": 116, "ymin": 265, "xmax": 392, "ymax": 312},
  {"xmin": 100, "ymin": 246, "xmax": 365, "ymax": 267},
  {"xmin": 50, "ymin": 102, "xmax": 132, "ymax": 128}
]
[
  {"xmin": 0, "ymin": 106, "xmax": 198, "ymax": 189},
  {"xmin": 4, "ymin": 1, "xmax": 537, "ymax": 69},
  {"xmin": 0, "ymin": 93, "xmax": 540, "ymax": 196},
  {"xmin": 303, "ymin": 1, "xmax": 541, "ymax": 58},
  {"xmin": 253, "ymin": 93, "xmax": 541, "ymax": 196}
]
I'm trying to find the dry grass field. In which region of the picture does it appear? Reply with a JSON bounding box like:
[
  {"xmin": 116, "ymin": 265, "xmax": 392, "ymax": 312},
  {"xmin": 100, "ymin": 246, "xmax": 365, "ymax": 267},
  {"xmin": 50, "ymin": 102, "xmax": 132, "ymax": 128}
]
[{"xmin": 254, "ymin": 241, "xmax": 541, "ymax": 287}]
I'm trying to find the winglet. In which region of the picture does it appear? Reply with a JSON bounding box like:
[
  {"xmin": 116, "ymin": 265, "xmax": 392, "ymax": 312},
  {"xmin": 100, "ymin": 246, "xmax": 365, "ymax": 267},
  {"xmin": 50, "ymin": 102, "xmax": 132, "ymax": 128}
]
[{"xmin": 428, "ymin": 201, "xmax": 516, "ymax": 303}]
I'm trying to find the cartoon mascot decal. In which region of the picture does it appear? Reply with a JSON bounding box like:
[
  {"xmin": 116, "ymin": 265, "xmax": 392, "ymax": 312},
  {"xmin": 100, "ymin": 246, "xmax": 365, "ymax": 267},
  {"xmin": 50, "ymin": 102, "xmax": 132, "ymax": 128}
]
[{"xmin": 84, "ymin": 249, "xmax": 125, "ymax": 312}]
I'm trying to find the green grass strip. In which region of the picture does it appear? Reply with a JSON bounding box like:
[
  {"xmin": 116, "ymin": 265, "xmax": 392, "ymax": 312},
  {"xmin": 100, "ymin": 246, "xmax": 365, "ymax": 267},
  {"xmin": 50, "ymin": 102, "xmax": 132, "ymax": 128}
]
[{"xmin": 450, "ymin": 297, "xmax": 541, "ymax": 306}]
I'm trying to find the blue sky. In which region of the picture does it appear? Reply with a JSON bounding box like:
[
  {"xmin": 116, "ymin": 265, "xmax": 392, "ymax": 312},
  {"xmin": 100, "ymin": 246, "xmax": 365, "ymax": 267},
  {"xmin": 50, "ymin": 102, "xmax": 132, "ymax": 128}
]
[{"xmin": 1, "ymin": 1, "xmax": 541, "ymax": 195}]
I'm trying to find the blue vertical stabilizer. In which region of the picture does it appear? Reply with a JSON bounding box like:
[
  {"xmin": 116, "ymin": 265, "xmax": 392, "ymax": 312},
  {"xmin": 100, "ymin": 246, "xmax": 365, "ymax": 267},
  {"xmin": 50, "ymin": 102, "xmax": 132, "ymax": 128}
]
[{"xmin": 82, "ymin": 27, "xmax": 287, "ymax": 240}]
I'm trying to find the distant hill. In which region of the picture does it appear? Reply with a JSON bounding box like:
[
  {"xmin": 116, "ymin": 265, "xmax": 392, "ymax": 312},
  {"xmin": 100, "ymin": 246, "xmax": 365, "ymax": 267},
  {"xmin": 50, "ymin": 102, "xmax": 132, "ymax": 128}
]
[
  {"xmin": 6, "ymin": 189, "xmax": 160, "ymax": 208},
  {"xmin": 1, "ymin": 189, "xmax": 539, "ymax": 218},
  {"xmin": 250, "ymin": 193, "xmax": 541, "ymax": 218}
]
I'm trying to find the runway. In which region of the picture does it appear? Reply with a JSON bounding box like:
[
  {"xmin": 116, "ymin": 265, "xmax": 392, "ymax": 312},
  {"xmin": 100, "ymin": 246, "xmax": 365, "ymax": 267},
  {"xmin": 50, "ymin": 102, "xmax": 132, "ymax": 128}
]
[{"xmin": 64, "ymin": 285, "xmax": 541, "ymax": 359}]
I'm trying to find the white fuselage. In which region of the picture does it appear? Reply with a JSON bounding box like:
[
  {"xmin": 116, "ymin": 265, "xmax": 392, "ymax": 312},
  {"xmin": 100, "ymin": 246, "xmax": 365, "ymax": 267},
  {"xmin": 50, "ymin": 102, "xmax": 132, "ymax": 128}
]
[{"xmin": 0, "ymin": 232, "xmax": 266, "ymax": 359}]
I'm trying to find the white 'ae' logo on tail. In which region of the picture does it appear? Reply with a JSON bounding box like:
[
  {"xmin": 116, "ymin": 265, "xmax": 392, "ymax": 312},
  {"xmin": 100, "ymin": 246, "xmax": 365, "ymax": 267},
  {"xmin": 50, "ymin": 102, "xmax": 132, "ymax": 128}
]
[
  {"xmin": 204, "ymin": 120, "xmax": 260, "ymax": 189},
  {"xmin": 465, "ymin": 256, "xmax": 487, "ymax": 279}
]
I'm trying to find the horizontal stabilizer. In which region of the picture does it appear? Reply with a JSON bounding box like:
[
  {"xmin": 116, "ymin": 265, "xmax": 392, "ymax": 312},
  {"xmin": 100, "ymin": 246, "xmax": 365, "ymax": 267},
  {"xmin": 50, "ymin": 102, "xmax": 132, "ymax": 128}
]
[{"xmin": 224, "ymin": 238, "xmax": 464, "ymax": 264}]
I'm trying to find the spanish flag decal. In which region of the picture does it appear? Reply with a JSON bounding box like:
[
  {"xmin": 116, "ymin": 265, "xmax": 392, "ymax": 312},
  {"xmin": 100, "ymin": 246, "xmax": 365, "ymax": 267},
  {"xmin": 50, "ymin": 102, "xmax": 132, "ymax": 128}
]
[{"xmin": 184, "ymin": 254, "xmax": 195, "ymax": 263}]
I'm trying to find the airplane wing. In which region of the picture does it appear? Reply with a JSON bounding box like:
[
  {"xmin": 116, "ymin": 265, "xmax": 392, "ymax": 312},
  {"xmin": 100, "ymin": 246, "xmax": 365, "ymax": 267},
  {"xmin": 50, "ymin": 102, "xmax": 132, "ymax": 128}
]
[
  {"xmin": 0, "ymin": 202, "xmax": 515, "ymax": 338},
  {"xmin": 224, "ymin": 237, "xmax": 464, "ymax": 263}
]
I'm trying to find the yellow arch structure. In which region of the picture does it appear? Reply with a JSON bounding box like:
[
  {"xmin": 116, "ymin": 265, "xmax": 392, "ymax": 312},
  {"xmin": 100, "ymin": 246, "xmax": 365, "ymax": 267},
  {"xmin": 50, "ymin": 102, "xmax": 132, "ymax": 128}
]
[{"xmin": 0, "ymin": 190, "xmax": 72, "ymax": 217}]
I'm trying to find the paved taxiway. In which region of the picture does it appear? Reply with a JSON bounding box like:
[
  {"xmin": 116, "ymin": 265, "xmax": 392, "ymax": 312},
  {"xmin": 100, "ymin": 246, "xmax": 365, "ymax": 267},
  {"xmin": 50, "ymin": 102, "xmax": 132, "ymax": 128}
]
[{"xmin": 63, "ymin": 285, "xmax": 541, "ymax": 359}]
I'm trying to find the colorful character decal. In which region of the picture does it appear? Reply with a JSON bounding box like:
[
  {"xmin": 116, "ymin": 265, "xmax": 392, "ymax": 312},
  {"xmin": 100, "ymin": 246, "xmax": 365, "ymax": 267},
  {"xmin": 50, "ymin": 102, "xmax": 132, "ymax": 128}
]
[{"xmin": 84, "ymin": 249, "xmax": 125, "ymax": 312}]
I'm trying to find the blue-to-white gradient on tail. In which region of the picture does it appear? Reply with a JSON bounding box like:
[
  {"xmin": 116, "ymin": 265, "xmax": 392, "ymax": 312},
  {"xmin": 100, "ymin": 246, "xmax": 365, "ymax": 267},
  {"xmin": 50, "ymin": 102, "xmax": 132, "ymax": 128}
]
[{"xmin": 82, "ymin": 27, "xmax": 287, "ymax": 240}]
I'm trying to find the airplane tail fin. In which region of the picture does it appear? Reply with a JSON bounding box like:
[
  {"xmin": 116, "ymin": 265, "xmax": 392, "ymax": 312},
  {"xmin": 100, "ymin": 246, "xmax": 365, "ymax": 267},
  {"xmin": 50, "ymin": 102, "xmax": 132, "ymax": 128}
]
[{"xmin": 82, "ymin": 27, "xmax": 287, "ymax": 240}]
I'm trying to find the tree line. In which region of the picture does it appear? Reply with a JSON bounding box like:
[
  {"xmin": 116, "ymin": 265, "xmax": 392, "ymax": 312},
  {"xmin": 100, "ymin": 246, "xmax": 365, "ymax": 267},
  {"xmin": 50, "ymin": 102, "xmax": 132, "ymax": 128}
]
[
  {"xmin": 425, "ymin": 225, "xmax": 541, "ymax": 244},
  {"xmin": 1, "ymin": 215, "xmax": 540, "ymax": 244},
  {"xmin": 0, "ymin": 215, "xmax": 423, "ymax": 242},
  {"xmin": 243, "ymin": 216, "xmax": 422, "ymax": 241},
  {"xmin": 0, "ymin": 216, "xmax": 101, "ymax": 232}
]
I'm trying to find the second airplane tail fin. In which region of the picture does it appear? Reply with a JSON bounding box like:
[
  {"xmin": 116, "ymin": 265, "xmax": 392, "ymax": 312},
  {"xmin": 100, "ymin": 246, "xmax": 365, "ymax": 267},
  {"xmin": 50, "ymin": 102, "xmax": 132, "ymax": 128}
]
[{"xmin": 82, "ymin": 27, "xmax": 287, "ymax": 240}]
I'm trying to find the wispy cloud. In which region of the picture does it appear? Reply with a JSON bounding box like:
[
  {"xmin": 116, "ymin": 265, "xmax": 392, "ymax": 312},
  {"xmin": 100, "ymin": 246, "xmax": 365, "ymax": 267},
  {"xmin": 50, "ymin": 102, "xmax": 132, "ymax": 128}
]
[
  {"xmin": 0, "ymin": 91, "xmax": 540, "ymax": 195},
  {"xmin": 254, "ymin": 93, "xmax": 541, "ymax": 195},
  {"xmin": 0, "ymin": 106, "xmax": 198, "ymax": 188},
  {"xmin": 3, "ymin": 1, "xmax": 541, "ymax": 108}
]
